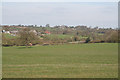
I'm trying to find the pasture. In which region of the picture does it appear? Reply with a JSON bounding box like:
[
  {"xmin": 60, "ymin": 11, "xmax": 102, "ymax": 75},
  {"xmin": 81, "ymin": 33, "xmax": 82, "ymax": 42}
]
[{"xmin": 2, "ymin": 43, "xmax": 118, "ymax": 78}]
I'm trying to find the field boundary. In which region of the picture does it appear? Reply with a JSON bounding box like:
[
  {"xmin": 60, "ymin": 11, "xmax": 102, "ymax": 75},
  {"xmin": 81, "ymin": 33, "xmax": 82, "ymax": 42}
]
[{"xmin": 1, "ymin": 78, "xmax": 119, "ymax": 80}]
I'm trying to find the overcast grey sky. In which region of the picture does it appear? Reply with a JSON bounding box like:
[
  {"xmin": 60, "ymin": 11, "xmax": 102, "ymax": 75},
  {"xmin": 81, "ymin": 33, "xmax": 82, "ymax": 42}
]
[
  {"xmin": 2, "ymin": 2, "xmax": 118, "ymax": 28},
  {"xmin": 2, "ymin": 0, "xmax": 119, "ymax": 2}
]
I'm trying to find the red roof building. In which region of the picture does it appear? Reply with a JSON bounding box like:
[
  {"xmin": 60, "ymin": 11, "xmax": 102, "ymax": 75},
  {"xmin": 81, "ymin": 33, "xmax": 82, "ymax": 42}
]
[{"xmin": 45, "ymin": 31, "xmax": 51, "ymax": 34}]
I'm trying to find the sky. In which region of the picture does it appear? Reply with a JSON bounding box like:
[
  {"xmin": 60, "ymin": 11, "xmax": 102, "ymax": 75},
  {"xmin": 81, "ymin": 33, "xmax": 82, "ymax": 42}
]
[
  {"xmin": 2, "ymin": 0, "xmax": 120, "ymax": 2},
  {"xmin": 1, "ymin": 2, "xmax": 118, "ymax": 28}
]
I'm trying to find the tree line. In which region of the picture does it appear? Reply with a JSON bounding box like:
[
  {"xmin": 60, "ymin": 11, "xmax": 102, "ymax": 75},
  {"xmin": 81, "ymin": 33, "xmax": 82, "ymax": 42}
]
[{"xmin": 1, "ymin": 25, "xmax": 119, "ymax": 46}]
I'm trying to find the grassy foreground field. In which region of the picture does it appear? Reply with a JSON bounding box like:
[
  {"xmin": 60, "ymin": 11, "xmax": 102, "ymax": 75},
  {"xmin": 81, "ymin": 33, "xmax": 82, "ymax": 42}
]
[{"xmin": 3, "ymin": 43, "xmax": 118, "ymax": 78}]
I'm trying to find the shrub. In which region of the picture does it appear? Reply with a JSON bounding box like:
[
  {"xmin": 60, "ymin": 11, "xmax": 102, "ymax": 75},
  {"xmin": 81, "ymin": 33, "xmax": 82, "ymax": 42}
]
[
  {"xmin": 85, "ymin": 37, "xmax": 91, "ymax": 43},
  {"xmin": 72, "ymin": 36, "xmax": 80, "ymax": 41}
]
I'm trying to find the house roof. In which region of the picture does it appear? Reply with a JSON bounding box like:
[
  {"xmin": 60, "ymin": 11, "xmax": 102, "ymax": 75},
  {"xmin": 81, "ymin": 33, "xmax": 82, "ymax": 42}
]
[{"xmin": 45, "ymin": 31, "xmax": 51, "ymax": 34}]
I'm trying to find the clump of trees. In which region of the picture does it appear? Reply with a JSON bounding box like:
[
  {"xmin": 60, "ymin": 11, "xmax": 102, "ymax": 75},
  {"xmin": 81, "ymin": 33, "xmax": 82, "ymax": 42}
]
[
  {"xmin": 2, "ymin": 34, "xmax": 15, "ymax": 46},
  {"xmin": 105, "ymin": 31, "xmax": 118, "ymax": 43},
  {"xmin": 17, "ymin": 28, "xmax": 40, "ymax": 46},
  {"xmin": 2, "ymin": 28, "xmax": 43, "ymax": 47}
]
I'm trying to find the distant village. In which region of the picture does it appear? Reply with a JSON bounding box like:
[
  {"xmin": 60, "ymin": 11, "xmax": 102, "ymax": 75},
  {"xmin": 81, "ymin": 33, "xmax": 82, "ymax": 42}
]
[
  {"xmin": 2, "ymin": 29, "xmax": 51, "ymax": 36},
  {"xmin": 1, "ymin": 24, "xmax": 113, "ymax": 36},
  {"xmin": 1, "ymin": 24, "xmax": 119, "ymax": 46},
  {"xmin": 1, "ymin": 24, "xmax": 52, "ymax": 37}
]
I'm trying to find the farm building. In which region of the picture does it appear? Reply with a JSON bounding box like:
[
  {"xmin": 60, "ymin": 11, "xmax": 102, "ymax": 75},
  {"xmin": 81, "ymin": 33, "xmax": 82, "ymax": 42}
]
[{"xmin": 45, "ymin": 30, "xmax": 51, "ymax": 35}]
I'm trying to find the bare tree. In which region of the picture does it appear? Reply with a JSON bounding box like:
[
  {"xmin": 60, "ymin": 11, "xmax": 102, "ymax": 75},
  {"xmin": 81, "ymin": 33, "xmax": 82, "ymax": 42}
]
[{"xmin": 18, "ymin": 28, "xmax": 39, "ymax": 47}]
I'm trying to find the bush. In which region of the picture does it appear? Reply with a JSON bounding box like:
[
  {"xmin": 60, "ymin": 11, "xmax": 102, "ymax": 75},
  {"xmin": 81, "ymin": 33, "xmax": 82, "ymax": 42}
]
[
  {"xmin": 2, "ymin": 34, "xmax": 15, "ymax": 46},
  {"xmin": 85, "ymin": 37, "xmax": 91, "ymax": 43},
  {"xmin": 72, "ymin": 36, "xmax": 80, "ymax": 41},
  {"xmin": 105, "ymin": 31, "xmax": 118, "ymax": 43}
]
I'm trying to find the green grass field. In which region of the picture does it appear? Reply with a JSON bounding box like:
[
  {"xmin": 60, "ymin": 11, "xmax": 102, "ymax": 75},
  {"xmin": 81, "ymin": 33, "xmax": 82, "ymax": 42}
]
[{"xmin": 2, "ymin": 43, "xmax": 118, "ymax": 78}]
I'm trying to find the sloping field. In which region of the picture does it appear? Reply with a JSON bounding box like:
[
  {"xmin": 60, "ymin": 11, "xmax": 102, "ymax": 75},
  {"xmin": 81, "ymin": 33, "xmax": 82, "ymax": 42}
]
[{"xmin": 2, "ymin": 43, "xmax": 118, "ymax": 78}]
